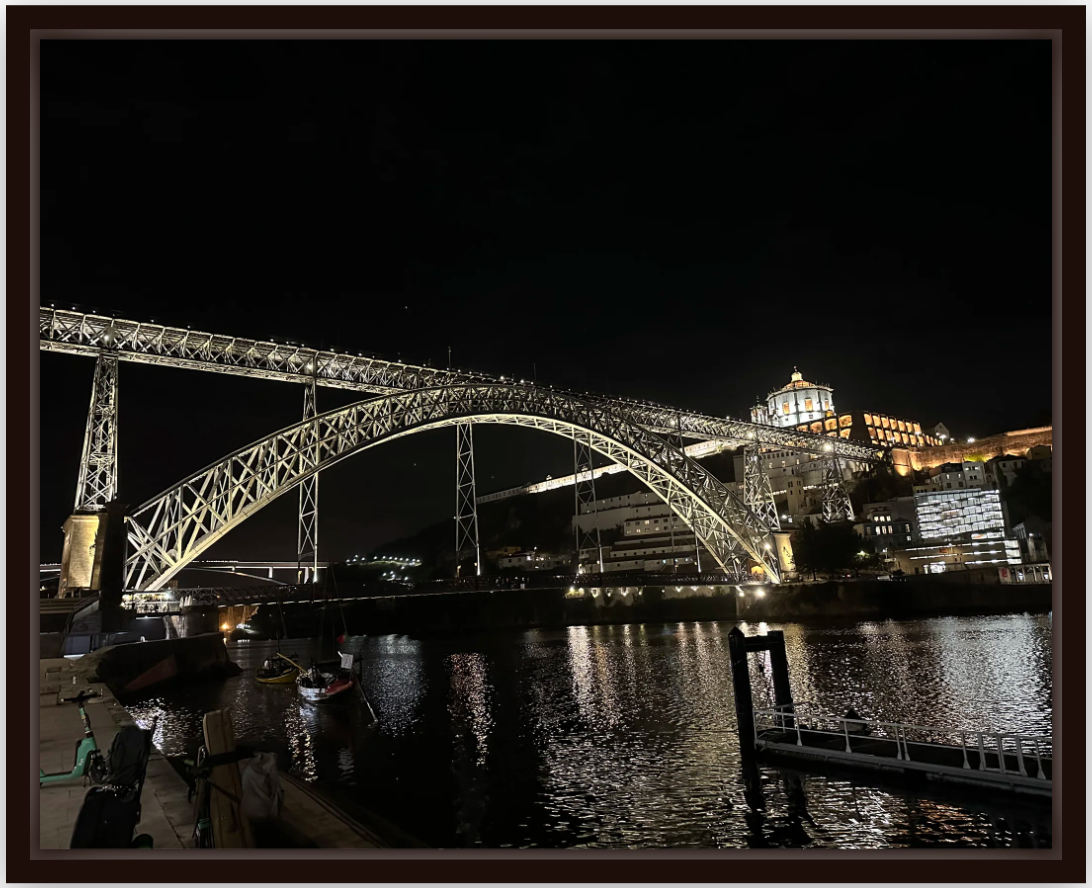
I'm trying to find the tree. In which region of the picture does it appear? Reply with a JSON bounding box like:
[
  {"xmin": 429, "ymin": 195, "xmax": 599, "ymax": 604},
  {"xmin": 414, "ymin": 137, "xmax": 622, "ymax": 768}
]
[
  {"xmin": 790, "ymin": 521, "xmax": 872, "ymax": 579},
  {"xmin": 850, "ymin": 462, "xmax": 915, "ymax": 514},
  {"xmin": 789, "ymin": 521, "xmax": 822, "ymax": 580},
  {"xmin": 1001, "ymin": 462, "xmax": 1052, "ymax": 526}
]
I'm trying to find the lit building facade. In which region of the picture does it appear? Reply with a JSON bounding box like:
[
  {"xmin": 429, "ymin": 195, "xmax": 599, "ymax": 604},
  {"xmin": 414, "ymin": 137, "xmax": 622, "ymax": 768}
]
[
  {"xmin": 748, "ymin": 368, "xmax": 937, "ymax": 450},
  {"xmin": 892, "ymin": 538, "xmax": 1022, "ymax": 575},
  {"xmin": 790, "ymin": 410, "xmax": 936, "ymax": 448},
  {"xmin": 859, "ymin": 498, "xmax": 917, "ymax": 549},
  {"xmin": 497, "ymin": 551, "xmax": 570, "ymax": 571},
  {"xmin": 751, "ymin": 368, "xmax": 835, "ymax": 429},
  {"xmin": 915, "ymin": 487, "xmax": 1006, "ymax": 541},
  {"xmin": 914, "ymin": 461, "xmax": 987, "ymax": 494}
]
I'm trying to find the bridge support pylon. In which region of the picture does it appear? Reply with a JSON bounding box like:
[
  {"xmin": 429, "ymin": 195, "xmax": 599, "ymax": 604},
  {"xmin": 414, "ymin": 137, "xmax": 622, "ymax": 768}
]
[
  {"xmin": 743, "ymin": 445, "xmax": 781, "ymax": 533},
  {"xmin": 455, "ymin": 422, "xmax": 481, "ymax": 576},
  {"xmin": 297, "ymin": 376, "xmax": 320, "ymax": 584},
  {"xmin": 821, "ymin": 453, "xmax": 855, "ymax": 524},
  {"xmin": 74, "ymin": 352, "xmax": 120, "ymax": 512},
  {"xmin": 60, "ymin": 355, "xmax": 122, "ymax": 599}
]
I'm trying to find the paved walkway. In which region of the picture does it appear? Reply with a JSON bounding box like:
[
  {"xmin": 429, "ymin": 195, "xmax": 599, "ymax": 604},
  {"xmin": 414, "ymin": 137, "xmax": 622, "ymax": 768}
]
[
  {"xmin": 38, "ymin": 658, "xmax": 413, "ymax": 849},
  {"xmin": 38, "ymin": 659, "xmax": 192, "ymax": 849}
]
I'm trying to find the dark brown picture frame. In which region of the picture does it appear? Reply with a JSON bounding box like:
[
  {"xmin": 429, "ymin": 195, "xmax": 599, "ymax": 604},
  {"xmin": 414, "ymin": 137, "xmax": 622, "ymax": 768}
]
[{"xmin": 11, "ymin": 5, "xmax": 1081, "ymax": 883}]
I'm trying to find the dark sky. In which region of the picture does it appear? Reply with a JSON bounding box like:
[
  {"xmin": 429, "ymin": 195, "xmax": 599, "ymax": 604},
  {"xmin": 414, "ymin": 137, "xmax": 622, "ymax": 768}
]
[{"xmin": 39, "ymin": 39, "xmax": 1050, "ymax": 563}]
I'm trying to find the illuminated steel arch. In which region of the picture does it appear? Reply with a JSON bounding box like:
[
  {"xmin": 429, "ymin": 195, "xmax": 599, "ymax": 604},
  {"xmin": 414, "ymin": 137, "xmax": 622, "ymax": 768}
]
[{"xmin": 125, "ymin": 385, "xmax": 783, "ymax": 591}]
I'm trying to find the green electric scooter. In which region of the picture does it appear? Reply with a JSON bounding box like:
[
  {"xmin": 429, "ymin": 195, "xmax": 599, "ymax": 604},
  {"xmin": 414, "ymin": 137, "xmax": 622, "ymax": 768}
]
[{"xmin": 40, "ymin": 690, "xmax": 108, "ymax": 788}]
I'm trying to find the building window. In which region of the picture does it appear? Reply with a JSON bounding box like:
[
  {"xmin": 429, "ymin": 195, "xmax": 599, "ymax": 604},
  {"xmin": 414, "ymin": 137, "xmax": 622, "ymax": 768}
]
[
  {"xmin": 783, "ymin": 403, "xmax": 790, "ymax": 415},
  {"xmin": 864, "ymin": 413, "xmax": 873, "ymax": 425},
  {"xmin": 804, "ymin": 398, "xmax": 814, "ymax": 411}
]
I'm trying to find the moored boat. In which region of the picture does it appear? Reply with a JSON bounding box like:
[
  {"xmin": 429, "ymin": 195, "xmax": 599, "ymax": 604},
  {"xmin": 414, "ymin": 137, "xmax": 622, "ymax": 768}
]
[
  {"xmin": 256, "ymin": 653, "xmax": 301, "ymax": 685},
  {"xmin": 297, "ymin": 663, "xmax": 355, "ymax": 703}
]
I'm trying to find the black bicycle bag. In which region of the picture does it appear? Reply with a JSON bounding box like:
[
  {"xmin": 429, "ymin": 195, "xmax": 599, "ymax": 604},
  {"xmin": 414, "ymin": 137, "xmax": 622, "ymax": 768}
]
[
  {"xmin": 69, "ymin": 786, "xmax": 142, "ymax": 848},
  {"xmin": 106, "ymin": 725, "xmax": 152, "ymax": 797}
]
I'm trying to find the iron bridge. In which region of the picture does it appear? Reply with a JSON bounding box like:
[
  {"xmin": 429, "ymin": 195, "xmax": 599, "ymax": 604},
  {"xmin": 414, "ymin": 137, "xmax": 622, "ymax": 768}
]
[{"xmin": 40, "ymin": 306, "xmax": 884, "ymax": 596}]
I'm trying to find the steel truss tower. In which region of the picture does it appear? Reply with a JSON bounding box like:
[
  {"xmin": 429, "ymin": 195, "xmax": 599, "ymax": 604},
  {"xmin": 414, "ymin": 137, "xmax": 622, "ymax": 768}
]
[
  {"xmin": 742, "ymin": 445, "xmax": 781, "ymax": 533},
  {"xmin": 74, "ymin": 353, "xmax": 120, "ymax": 511},
  {"xmin": 297, "ymin": 377, "xmax": 320, "ymax": 583},
  {"xmin": 572, "ymin": 430, "xmax": 604, "ymax": 574},
  {"xmin": 821, "ymin": 453, "xmax": 855, "ymax": 524},
  {"xmin": 455, "ymin": 422, "xmax": 481, "ymax": 576}
]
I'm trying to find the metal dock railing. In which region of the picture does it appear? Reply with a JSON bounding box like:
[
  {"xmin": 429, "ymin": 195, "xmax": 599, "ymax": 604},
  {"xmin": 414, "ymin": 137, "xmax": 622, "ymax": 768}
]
[{"xmin": 752, "ymin": 702, "xmax": 1052, "ymax": 797}]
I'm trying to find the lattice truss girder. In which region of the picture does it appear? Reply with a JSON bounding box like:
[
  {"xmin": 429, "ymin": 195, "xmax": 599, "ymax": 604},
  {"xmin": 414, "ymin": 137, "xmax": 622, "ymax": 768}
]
[
  {"xmin": 124, "ymin": 385, "xmax": 779, "ymax": 591},
  {"xmin": 74, "ymin": 353, "xmax": 120, "ymax": 511},
  {"xmin": 743, "ymin": 446, "xmax": 781, "ymax": 532},
  {"xmin": 573, "ymin": 430, "xmax": 603, "ymax": 569},
  {"xmin": 455, "ymin": 422, "xmax": 481, "ymax": 575},
  {"xmin": 297, "ymin": 378, "xmax": 319, "ymax": 575},
  {"xmin": 821, "ymin": 455, "xmax": 856, "ymax": 523},
  {"xmin": 41, "ymin": 307, "xmax": 880, "ymax": 463}
]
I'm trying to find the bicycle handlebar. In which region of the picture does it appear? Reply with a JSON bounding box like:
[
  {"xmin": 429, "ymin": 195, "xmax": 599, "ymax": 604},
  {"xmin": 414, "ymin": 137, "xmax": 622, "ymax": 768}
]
[{"xmin": 61, "ymin": 690, "xmax": 100, "ymax": 704}]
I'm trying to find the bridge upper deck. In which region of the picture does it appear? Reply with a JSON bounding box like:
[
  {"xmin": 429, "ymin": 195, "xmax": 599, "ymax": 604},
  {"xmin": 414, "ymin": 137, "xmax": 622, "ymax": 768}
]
[{"xmin": 40, "ymin": 306, "xmax": 881, "ymax": 463}]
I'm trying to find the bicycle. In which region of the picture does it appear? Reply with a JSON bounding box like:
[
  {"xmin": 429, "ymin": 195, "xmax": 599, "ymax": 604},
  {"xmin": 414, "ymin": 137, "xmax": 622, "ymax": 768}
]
[
  {"xmin": 40, "ymin": 690, "xmax": 108, "ymax": 788},
  {"xmin": 184, "ymin": 744, "xmax": 255, "ymax": 848}
]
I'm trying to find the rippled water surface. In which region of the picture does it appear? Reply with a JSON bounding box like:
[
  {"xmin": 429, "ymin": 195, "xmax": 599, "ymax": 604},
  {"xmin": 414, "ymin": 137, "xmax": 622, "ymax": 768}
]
[{"xmin": 126, "ymin": 614, "xmax": 1052, "ymax": 848}]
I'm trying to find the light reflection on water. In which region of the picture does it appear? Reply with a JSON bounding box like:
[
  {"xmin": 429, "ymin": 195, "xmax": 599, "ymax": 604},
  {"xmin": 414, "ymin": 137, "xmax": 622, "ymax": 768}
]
[{"xmin": 124, "ymin": 614, "xmax": 1052, "ymax": 848}]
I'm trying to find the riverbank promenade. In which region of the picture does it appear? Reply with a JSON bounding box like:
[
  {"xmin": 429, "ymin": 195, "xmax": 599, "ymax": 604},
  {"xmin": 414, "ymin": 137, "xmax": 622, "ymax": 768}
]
[
  {"xmin": 38, "ymin": 658, "xmax": 191, "ymax": 849},
  {"xmin": 38, "ymin": 657, "xmax": 408, "ymax": 849}
]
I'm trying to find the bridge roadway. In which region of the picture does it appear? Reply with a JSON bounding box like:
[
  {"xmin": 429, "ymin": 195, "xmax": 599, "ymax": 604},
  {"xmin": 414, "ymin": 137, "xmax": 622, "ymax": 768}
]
[
  {"xmin": 41, "ymin": 560, "xmax": 328, "ymax": 579},
  {"xmin": 40, "ymin": 306, "xmax": 880, "ymax": 463},
  {"xmin": 147, "ymin": 572, "xmax": 763, "ymax": 610}
]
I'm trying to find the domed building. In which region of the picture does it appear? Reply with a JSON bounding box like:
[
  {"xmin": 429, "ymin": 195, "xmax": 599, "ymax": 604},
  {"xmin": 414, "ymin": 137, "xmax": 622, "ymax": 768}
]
[{"xmin": 751, "ymin": 367, "xmax": 835, "ymax": 429}]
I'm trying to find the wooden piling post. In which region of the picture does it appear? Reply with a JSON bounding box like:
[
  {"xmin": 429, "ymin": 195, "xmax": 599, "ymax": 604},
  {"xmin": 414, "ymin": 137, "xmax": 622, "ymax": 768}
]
[
  {"xmin": 767, "ymin": 630, "xmax": 795, "ymax": 728},
  {"xmin": 728, "ymin": 627, "xmax": 757, "ymax": 773}
]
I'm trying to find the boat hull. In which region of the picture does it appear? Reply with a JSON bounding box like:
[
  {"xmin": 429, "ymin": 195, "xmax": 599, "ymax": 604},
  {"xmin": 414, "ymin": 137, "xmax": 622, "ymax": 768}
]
[
  {"xmin": 298, "ymin": 676, "xmax": 354, "ymax": 703},
  {"xmin": 256, "ymin": 671, "xmax": 297, "ymax": 685}
]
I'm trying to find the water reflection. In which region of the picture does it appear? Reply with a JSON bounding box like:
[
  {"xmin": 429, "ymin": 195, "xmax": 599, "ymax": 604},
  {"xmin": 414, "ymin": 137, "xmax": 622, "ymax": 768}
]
[
  {"xmin": 130, "ymin": 615, "xmax": 1051, "ymax": 848},
  {"xmin": 284, "ymin": 701, "xmax": 319, "ymax": 782}
]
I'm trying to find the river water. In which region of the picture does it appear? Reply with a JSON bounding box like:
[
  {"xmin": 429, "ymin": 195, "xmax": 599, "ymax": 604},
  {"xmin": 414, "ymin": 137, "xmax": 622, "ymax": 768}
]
[{"xmin": 124, "ymin": 614, "xmax": 1052, "ymax": 848}]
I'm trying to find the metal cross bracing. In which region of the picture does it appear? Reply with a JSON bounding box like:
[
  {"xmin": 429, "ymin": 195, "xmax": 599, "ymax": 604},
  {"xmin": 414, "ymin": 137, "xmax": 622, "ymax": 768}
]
[
  {"xmin": 296, "ymin": 377, "xmax": 320, "ymax": 583},
  {"xmin": 122, "ymin": 384, "xmax": 777, "ymax": 591},
  {"xmin": 41, "ymin": 307, "xmax": 882, "ymax": 463},
  {"xmin": 821, "ymin": 453, "xmax": 855, "ymax": 524},
  {"xmin": 74, "ymin": 352, "xmax": 120, "ymax": 511},
  {"xmin": 573, "ymin": 430, "xmax": 604, "ymax": 574},
  {"xmin": 742, "ymin": 445, "xmax": 781, "ymax": 533},
  {"xmin": 455, "ymin": 422, "xmax": 482, "ymax": 576}
]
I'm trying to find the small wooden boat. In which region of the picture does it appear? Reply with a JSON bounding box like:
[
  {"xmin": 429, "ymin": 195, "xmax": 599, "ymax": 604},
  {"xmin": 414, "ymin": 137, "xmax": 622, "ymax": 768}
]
[
  {"xmin": 297, "ymin": 662, "xmax": 355, "ymax": 703},
  {"xmin": 256, "ymin": 653, "xmax": 300, "ymax": 685}
]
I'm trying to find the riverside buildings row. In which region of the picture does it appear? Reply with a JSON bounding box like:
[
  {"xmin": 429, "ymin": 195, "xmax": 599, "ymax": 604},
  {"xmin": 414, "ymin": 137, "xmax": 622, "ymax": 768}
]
[{"xmin": 475, "ymin": 368, "xmax": 1051, "ymax": 582}]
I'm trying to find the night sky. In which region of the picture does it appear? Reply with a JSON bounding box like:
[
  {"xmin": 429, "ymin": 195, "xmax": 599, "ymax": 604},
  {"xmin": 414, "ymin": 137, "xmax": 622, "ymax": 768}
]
[{"xmin": 39, "ymin": 39, "xmax": 1050, "ymax": 563}]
